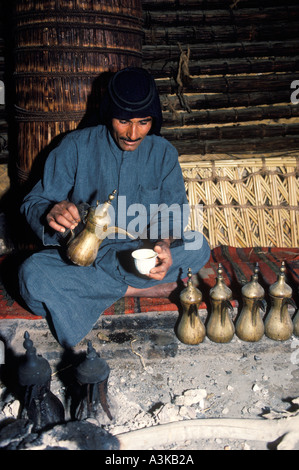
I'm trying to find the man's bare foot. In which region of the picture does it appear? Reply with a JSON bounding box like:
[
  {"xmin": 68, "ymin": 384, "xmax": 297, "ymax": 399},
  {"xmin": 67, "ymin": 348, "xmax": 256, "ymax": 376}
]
[{"xmin": 125, "ymin": 282, "xmax": 178, "ymax": 298}]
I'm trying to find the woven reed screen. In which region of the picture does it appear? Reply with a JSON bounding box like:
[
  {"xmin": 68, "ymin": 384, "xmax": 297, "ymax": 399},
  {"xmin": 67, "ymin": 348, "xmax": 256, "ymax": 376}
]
[{"xmin": 181, "ymin": 157, "xmax": 299, "ymax": 249}]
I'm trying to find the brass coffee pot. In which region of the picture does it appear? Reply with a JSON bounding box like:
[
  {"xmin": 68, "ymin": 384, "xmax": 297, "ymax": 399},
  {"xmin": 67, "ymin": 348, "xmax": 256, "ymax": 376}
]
[
  {"xmin": 67, "ymin": 190, "xmax": 135, "ymax": 266},
  {"xmin": 264, "ymin": 261, "xmax": 295, "ymax": 341},
  {"xmin": 236, "ymin": 264, "xmax": 266, "ymax": 342},
  {"xmin": 206, "ymin": 264, "xmax": 235, "ymax": 343},
  {"xmin": 177, "ymin": 268, "xmax": 206, "ymax": 345},
  {"xmin": 293, "ymin": 292, "xmax": 299, "ymax": 337}
]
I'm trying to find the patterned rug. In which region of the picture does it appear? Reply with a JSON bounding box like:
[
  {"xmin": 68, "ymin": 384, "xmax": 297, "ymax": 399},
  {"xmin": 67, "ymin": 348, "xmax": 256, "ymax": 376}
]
[{"xmin": 0, "ymin": 247, "xmax": 298, "ymax": 319}]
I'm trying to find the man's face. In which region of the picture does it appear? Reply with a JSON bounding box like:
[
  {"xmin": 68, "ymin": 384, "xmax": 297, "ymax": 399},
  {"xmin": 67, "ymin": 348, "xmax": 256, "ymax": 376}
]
[{"xmin": 111, "ymin": 117, "xmax": 153, "ymax": 152}]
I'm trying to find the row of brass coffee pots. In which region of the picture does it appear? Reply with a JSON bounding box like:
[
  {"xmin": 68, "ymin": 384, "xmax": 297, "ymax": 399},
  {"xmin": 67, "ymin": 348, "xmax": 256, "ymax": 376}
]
[
  {"xmin": 177, "ymin": 265, "xmax": 235, "ymax": 345},
  {"xmin": 177, "ymin": 262, "xmax": 298, "ymax": 345}
]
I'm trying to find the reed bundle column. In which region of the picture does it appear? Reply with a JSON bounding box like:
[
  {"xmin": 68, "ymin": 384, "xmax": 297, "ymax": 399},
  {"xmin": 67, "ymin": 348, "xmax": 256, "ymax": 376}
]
[{"xmin": 13, "ymin": 0, "xmax": 143, "ymax": 184}]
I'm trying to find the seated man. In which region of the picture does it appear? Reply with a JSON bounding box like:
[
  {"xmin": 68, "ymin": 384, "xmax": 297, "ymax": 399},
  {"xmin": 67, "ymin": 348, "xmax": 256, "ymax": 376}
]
[{"xmin": 18, "ymin": 67, "xmax": 210, "ymax": 347}]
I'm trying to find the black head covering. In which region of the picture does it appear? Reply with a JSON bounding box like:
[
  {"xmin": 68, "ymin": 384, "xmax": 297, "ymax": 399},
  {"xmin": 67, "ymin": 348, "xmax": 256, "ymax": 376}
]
[{"xmin": 99, "ymin": 67, "xmax": 163, "ymax": 136}]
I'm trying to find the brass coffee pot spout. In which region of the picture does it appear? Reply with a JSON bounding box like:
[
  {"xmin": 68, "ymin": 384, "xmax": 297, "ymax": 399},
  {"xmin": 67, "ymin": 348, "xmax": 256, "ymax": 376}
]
[
  {"xmin": 67, "ymin": 190, "xmax": 135, "ymax": 267},
  {"xmin": 292, "ymin": 295, "xmax": 299, "ymax": 337},
  {"xmin": 252, "ymin": 299, "xmax": 267, "ymax": 326},
  {"xmin": 221, "ymin": 299, "xmax": 234, "ymax": 327}
]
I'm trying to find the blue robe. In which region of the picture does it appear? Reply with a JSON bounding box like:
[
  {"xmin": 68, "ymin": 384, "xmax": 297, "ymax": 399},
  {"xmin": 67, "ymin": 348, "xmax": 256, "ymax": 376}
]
[{"xmin": 19, "ymin": 125, "xmax": 210, "ymax": 346}]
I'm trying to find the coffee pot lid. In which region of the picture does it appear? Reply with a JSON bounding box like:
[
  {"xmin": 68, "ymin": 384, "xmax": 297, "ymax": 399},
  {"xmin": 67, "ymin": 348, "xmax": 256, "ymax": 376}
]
[
  {"xmin": 269, "ymin": 261, "xmax": 292, "ymax": 298},
  {"xmin": 180, "ymin": 268, "xmax": 202, "ymax": 305},
  {"xmin": 18, "ymin": 331, "xmax": 51, "ymax": 386},
  {"xmin": 241, "ymin": 263, "xmax": 265, "ymax": 299},
  {"xmin": 209, "ymin": 264, "xmax": 232, "ymax": 300},
  {"xmin": 75, "ymin": 341, "xmax": 110, "ymax": 384}
]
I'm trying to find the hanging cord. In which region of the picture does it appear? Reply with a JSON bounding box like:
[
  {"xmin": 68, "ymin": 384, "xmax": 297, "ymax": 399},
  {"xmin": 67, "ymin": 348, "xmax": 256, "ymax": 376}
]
[
  {"xmin": 176, "ymin": 43, "xmax": 191, "ymax": 113},
  {"xmin": 230, "ymin": 0, "xmax": 242, "ymax": 8},
  {"xmin": 162, "ymin": 95, "xmax": 179, "ymax": 121}
]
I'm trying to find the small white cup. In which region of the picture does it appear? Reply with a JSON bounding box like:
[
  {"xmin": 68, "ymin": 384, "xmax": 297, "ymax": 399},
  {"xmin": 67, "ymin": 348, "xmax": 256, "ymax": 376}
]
[{"xmin": 131, "ymin": 249, "xmax": 158, "ymax": 275}]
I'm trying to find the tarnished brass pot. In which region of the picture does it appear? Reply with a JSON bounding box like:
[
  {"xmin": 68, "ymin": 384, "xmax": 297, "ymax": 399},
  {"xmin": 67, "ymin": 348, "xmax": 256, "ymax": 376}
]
[
  {"xmin": 67, "ymin": 190, "xmax": 134, "ymax": 267},
  {"xmin": 236, "ymin": 264, "xmax": 266, "ymax": 342},
  {"xmin": 264, "ymin": 262, "xmax": 294, "ymax": 341},
  {"xmin": 207, "ymin": 264, "xmax": 235, "ymax": 343},
  {"xmin": 177, "ymin": 268, "xmax": 205, "ymax": 345}
]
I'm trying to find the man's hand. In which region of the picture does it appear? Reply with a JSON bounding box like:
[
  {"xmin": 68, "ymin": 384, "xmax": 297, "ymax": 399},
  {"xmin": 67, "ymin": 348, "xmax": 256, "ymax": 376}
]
[
  {"xmin": 46, "ymin": 201, "xmax": 81, "ymax": 233},
  {"xmin": 148, "ymin": 239, "xmax": 173, "ymax": 281}
]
